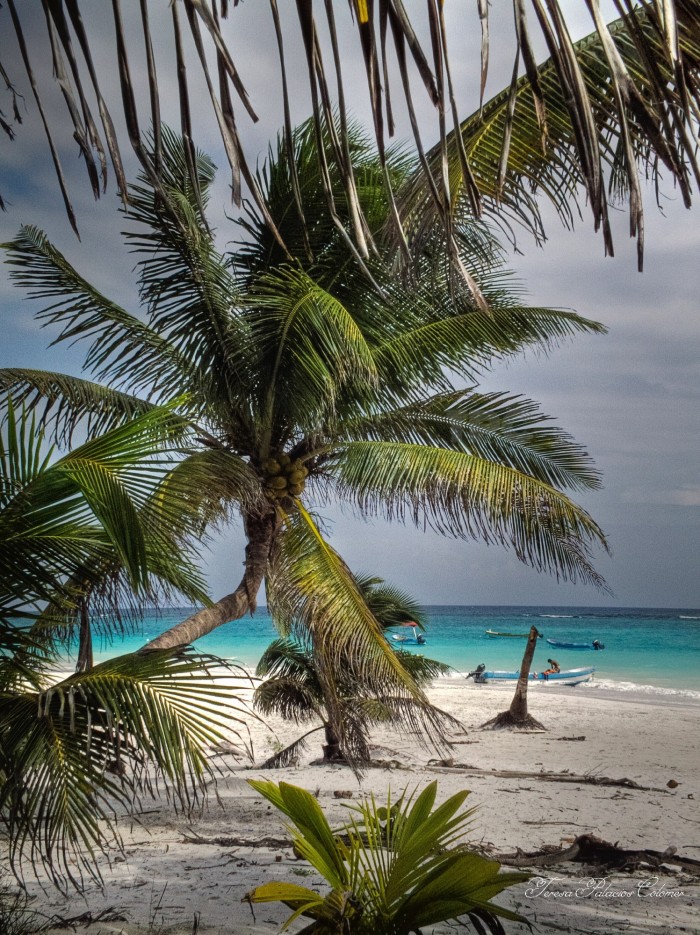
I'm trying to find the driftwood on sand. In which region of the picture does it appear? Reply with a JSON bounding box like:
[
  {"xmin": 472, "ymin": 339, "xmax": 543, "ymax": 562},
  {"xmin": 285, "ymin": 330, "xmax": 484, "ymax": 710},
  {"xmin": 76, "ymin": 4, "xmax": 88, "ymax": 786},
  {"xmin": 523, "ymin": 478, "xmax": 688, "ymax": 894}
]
[
  {"xmin": 495, "ymin": 833, "xmax": 700, "ymax": 874},
  {"xmin": 425, "ymin": 763, "xmax": 673, "ymax": 793}
]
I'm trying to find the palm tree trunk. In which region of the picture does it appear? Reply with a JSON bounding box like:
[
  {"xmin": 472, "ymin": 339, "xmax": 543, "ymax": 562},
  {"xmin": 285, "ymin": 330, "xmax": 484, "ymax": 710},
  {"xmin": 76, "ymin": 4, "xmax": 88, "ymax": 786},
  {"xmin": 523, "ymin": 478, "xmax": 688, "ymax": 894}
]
[
  {"xmin": 508, "ymin": 626, "xmax": 540, "ymax": 720},
  {"xmin": 76, "ymin": 599, "xmax": 93, "ymax": 672},
  {"xmin": 143, "ymin": 508, "xmax": 278, "ymax": 651},
  {"xmin": 322, "ymin": 722, "xmax": 343, "ymax": 761},
  {"xmin": 481, "ymin": 626, "xmax": 546, "ymax": 730}
]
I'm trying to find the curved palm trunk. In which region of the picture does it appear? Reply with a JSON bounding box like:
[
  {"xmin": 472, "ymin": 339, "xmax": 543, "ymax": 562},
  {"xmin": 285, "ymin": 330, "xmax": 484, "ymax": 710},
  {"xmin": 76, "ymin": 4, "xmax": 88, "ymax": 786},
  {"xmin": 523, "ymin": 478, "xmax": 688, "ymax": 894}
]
[
  {"xmin": 508, "ymin": 626, "xmax": 540, "ymax": 720},
  {"xmin": 76, "ymin": 599, "xmax": 93, "ymax": 672},
  {"xmin": 143, "ymin": 509, "xmax": 278, "ymax": 651},
  {"xmin": 481, "ymin": 625, "xmax": 546, "ymax": 730}
]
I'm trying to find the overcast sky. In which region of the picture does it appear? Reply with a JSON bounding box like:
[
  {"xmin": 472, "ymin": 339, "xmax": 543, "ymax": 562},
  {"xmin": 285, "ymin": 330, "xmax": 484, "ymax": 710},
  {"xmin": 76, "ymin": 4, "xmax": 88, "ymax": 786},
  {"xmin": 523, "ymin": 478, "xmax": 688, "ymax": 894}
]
[{"xmin": 1, "ymin": 3, "xmax": 698, "ymax": 609}]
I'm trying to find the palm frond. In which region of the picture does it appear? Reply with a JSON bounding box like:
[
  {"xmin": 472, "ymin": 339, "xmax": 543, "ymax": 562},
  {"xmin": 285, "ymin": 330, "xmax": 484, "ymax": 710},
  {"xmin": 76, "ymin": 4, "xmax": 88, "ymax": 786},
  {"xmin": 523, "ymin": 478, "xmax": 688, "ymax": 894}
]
[
  {"xmin": 0, "ymin": 401, "xmax": 201, "ymax": 607},
  {"xmin": 244, "ymin": 265, "xmax": 378, "ymax": 437},
  {"xmin": 258, "ymin": 727, "xmax": 323, "ymax": 770},
  {"xmin": 268, "ymin": 505, "xmax": 424, "ymax": 698},
  {"xmin": 372, "ymin": 301, "xmax": 605, "ymax": 396},
  {"xmin": 333, "ymin": 441, "xmax": 609, "ymax": 588},
  {"xmin": 392, "ymin": 651, "xmax": 453, "ymax": 685},
  {"xmin": 344, "ymin": 390, "xmax": 602, "ymax": 493},
  {"xmin": 399, "ymin": 8, "xmax": 700, "ymax": 266},
  {"xmin": 355, "ymin": 574, "xmax": 428, "ymax": 631},
  {"xmin": 0, "ymin": 369, "xmax": 158, "ymax": 447},
  {"xmin": 4, "ymin": 2, "xmax": 698, "ymax": 269},
  {"xmin": 2, "ymin": 227, "xmax": 190, "ymax": 400},
  {"xmin": 148, "ymin": 448, "xmax": 262, "ymax": 538},
  {"xmin": 123, "ymin": 128, "xmax": 249, "ymax": 401},
  {"xmin": 0, "ymin": 648, "xmax": 247, "ymax": 888}
]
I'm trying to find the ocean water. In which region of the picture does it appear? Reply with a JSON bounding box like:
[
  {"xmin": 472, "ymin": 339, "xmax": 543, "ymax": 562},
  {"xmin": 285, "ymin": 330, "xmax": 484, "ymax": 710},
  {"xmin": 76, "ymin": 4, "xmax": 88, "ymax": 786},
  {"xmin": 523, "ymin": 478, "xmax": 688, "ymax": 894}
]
[{"xmin": 80, "ymin": 605, "xmax": 700, "ymax": 701}]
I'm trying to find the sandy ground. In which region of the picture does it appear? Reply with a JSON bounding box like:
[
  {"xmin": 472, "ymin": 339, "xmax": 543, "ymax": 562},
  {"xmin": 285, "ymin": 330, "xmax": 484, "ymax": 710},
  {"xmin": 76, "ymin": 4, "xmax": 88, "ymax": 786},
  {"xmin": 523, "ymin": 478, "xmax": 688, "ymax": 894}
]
[{"xmin": 15, "ymin": 678, "xmax": 700, "ymax": 935}]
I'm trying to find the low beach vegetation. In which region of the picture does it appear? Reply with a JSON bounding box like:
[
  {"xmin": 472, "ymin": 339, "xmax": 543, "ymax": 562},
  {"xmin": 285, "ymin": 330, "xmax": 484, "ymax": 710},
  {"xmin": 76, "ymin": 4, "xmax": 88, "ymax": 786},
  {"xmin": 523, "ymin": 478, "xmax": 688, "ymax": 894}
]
[
  {"xmin": 255, "ymin": 575, "xmax": 454, "ymax": 767},
  {"xmin": 0, "ymin": 404, "xmax": 250, "ymax": 888},
  {"xmin": 246, "ymin": 779, "xmax": 528, "ymax": 935}
]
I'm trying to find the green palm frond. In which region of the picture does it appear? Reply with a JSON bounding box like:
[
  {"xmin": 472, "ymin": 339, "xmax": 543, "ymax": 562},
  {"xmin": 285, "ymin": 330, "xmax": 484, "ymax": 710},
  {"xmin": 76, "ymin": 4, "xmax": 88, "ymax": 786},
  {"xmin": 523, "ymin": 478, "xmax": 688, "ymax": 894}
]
[
  {"xmin": 245, "ymin": 266, "xmax": 378, "ymax": 435},
  {"xmin": 0, "ymin": 401, "xmax": 202, "ymax": 609},
  {"xmin": 345, "ymin": 390, "xmax": 602, "ymax": 493},
  {"xmin": 392, "ymin": 651, "xmax": 452, "ymax": 685},
  {"xmin": 148, "ymin": 448, "xmax": 262, "ymax": 538},
  {"xmin": 334, "ymin": 441, "xmax": 608, "ymax": 588},
  {"xmin": 123, "ymin": 129, "xmax": 248, "ymax": 396},
  {"xmin": 0, "ymin": 619, "xmax": 51, "ymax": 693},
  {"xmin": 258, "ymin": 727, "xmax": 324, "ymax": 770},
  {"xmin": 0, "ymin": 369, "xmax": 159, "ymax": 447},
  {"xmin": 1, "ymin": 227, "xmax": 190, "ymax": 400},
  {"xmin": 355, "ymin": 574, "xmax": 428, "ymax": 631},
  {"xmin": 0, "ymin": 648, "xmax": 246, "ymax": 888},
  {"xmin": 254, "ymin": 678, "xmax": 322, "ymax": 725},
  {"xmin": 246, "ymin": 780, "xmax": 528, "ymax": 934},
  {"xmin": 372, "ymin": 301, "xmax": 605, "ymax": 395},
  {"xmin": 268, "ymin": 505, "xmax": 425, "ymax": 701}
]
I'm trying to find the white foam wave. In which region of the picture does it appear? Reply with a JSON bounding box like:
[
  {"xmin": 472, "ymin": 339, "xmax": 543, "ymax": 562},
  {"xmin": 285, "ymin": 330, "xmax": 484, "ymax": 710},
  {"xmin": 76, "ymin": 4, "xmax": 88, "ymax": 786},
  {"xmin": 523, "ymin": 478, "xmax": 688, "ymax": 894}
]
[
  {"xmin": 679, "ymin": 615, "xmax": 700, "ymax": 620},
  {"xmin": 539, "ymin": 614, "xmax": 574, "ymax": 618},
  {"xmin": 443, "ymin": 670, "xmax": 700, "ymax": 701},
  {"xmin": 577, "ymin": 678, "xmax": 700, "ymax": 701}
]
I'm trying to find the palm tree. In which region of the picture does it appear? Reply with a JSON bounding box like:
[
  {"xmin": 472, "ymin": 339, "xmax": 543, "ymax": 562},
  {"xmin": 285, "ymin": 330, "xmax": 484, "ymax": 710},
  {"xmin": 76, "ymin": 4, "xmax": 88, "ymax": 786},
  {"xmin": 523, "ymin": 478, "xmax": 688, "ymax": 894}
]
[
  {"xmin": 0, "ymin": 402, "xmax": 251, "ymax": 888},
  {"xmin": 2, "ymin": 121, "xmax": 608, "ymax": 759},
  {"xmin": 1, "ymin": 3, "xmax": 698, "ymax": 267},
  {"xmin": 254, "ymin": 575, "xmax": 454, "ymax": 766}
]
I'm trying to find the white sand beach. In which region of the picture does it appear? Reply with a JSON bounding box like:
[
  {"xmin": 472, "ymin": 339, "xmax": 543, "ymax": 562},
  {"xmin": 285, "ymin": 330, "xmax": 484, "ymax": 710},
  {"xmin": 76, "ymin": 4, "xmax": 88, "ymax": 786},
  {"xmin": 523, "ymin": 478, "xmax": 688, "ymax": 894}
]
[{"xmin": 25, "ymin": 679, "xmax": 700, "ymax": 935}]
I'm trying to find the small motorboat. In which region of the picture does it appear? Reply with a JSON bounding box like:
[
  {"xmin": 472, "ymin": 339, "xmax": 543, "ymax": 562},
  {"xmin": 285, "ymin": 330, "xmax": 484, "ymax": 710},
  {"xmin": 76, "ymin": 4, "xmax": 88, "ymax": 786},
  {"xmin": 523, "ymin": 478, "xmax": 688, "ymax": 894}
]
[
  {"xmin": 468, "ymin": 666, "xmax": 595, "ymax": 686},
  {"xmin": 387, "ymin": 621, "xmax": 426, "ymax": 646},
  {"xmin": 546, "ymin": 638, "xmax": 605, "ymax": 650},
  {"xmin": 485, "ymin": 629, "xmax": 542, "ymax": 638}
]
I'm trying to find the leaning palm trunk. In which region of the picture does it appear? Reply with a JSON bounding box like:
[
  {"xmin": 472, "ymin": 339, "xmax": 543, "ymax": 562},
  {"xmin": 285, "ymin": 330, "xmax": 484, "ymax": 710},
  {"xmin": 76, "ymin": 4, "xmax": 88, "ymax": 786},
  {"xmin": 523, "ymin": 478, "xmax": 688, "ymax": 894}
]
[
  {"xmin": 481, "ymin": 626, "xmax": 546, "ymax": 731},
  {"xmin": 144, "ymin": 508, "xmax": 279, "ymax": 650}
]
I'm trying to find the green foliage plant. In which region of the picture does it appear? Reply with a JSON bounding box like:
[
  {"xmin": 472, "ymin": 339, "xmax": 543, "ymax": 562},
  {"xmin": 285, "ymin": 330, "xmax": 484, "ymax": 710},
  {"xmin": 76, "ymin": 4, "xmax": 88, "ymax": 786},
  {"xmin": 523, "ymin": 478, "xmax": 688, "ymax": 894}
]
[
  {"xmin": 0, "ymin": 402, "xmax": 250, "ymax": 889},
  {"xmin": 255, "ymin": 575, "xmax": 454, "ymax": 768},
  {"xmin": 245, "ymin": 779, "xmax": 528, "ymax": 935}
]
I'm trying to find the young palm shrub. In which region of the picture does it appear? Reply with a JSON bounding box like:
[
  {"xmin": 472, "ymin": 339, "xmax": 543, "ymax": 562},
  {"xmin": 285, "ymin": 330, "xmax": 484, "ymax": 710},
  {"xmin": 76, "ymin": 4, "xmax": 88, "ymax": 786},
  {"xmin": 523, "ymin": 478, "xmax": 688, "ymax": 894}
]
[
  {"xmin": 0, "ymin": 403, "xmax": 252, "ymax": 888},
  {"xmin": 255, "ymin": 575, "xmax": 453, "ymax": 767},
  {"xmin": 245, "ymin": 779, "xmax": 528, "ymax": 935}
]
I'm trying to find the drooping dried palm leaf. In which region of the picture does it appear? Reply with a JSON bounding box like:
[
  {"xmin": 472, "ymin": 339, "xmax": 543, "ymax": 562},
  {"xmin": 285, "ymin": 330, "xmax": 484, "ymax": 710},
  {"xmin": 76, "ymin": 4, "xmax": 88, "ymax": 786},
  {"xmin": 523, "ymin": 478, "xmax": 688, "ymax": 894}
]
[{"xmin": 1, "ymin": 2, "xmax": 698, "ymax": 268}]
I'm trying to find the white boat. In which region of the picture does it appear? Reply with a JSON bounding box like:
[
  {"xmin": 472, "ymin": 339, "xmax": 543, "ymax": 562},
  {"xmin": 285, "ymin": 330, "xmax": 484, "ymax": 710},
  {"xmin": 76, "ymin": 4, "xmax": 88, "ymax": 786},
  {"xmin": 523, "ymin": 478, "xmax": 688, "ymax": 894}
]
[
  {"xmin": 472, "ymin": 666, "xmax": 595, "ymax": 686},
  {"xmin": 387, "ymin": 622, "xmax": 426, "ymax": 645}
]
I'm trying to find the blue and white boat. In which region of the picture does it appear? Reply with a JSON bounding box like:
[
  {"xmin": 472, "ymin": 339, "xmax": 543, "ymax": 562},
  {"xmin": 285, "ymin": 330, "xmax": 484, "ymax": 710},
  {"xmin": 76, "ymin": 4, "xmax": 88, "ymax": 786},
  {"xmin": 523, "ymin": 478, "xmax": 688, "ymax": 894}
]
[
  {"xmin": 387, "ymin": 622, "xmax": 426, "ymax": 646},
  {"xmin": 476, "ymin": 666, "xmax": 595, "ymax": 685},
  {"xmin": 546, "ymin": 638, "xmax": 605, "ymax": 650}
]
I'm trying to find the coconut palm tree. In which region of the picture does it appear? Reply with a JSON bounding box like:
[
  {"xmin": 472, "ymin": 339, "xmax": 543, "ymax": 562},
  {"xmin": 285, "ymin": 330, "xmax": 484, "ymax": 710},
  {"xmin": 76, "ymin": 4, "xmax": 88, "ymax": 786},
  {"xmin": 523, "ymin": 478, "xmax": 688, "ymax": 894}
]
[
  {"xmin": 0, "ymin": 401, "xmax": 251, "ymax": 888},
  {"xmin": 255, "ymin": 574, "xmax": 453, "ymax": 766},
  {"xmin": 1, "ymin": 2, "xmax": 699, "ymax": 268},
  {"xmin": 2, "ymin": 121, "xmax": 608, "ymax": 759}
]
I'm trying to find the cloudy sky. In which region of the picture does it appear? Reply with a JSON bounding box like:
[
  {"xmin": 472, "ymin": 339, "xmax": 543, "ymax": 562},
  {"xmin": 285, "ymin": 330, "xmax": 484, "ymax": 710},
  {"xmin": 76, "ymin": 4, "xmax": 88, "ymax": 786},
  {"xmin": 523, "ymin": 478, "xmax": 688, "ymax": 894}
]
[{"xmin": 1, "ymin": 3, "xmax": 698, "ymax": 609}]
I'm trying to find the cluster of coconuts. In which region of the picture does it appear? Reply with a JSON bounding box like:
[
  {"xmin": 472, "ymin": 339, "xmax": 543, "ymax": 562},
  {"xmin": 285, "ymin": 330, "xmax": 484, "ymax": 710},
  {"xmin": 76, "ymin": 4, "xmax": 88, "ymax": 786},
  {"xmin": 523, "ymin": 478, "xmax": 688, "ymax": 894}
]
[{"xmin": 261, "ymin": 453, "xmax": 309, "ymax": 500}]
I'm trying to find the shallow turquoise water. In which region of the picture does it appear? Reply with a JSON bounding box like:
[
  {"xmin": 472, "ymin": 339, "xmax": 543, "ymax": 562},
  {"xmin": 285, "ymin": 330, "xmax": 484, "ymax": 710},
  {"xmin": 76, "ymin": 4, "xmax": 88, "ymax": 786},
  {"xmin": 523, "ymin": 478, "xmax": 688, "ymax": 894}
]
[{"xmin": 82, "ymin": 604, "xmax": 700, "ymax": 699}]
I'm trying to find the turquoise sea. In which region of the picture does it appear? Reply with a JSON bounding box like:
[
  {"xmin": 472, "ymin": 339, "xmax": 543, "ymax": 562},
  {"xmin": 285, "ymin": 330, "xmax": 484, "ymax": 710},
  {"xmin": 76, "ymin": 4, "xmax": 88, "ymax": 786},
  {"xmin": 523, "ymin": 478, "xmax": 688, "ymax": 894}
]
[{"xmin": 81, "ymin": 605, "xmax": 700, "ymax": 701}]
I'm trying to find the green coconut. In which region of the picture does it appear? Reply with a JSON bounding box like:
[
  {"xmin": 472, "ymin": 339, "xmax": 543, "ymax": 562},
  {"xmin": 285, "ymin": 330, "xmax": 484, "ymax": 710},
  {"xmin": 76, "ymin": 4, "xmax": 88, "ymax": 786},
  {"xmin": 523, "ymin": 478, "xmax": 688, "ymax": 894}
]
[
  {"xmin": 287, "ymin": 469, "xmax": 305, "ymax": 485},
  {"xmin": 269, "ymin": 475, "xmax": 288, "ymax": 490},
  {"xmin": 263, "ymin": 459, "xmax": 281, "ymax": 475},
  {"xmin": 277, "ymin": 453, "xmax": 291, "ymax": 467},
  {"xmin": 288, "ymin": 483, "xmax": 305, "ymax": 496}
]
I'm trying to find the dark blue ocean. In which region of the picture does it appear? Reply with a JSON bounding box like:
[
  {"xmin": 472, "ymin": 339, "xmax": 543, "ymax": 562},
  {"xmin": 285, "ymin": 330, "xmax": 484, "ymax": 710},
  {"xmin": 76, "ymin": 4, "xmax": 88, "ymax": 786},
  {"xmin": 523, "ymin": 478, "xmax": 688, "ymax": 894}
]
[{"xmin": 82, "ymin": 605, "xmax": 700, "ymax": 701}]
